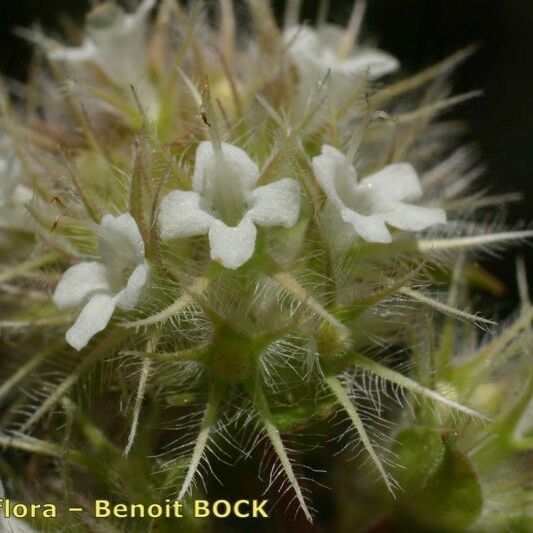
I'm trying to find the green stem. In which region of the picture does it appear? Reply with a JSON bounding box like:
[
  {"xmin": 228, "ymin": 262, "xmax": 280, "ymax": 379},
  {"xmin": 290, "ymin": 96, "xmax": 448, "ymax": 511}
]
[
  {"xmin": 122, "ymin": 276, "xmax": 209, "ymax": 328},
  {"xmin": 492, "ymin": 371, "xmax": 533, "ymax": 444},
  {"xmin": 0, "ymin": 434, "xmax": 88, "ymax": 467},
  {"xmin": 121, "ymin": 345, "xmax": 208, "ymax": 363},
  {"xmin": 0, "ymin": 252, "xmax": 58, "ymax": 284},
  {"xmin": 435, "ymin": 258, "xmax": 464, "ymax": 374},
  {"xmin": 399, "ymin": 286, "xmax": 495, "ymax": 325},
  {"xmin": 0, "ymin": 314, "xmax": 74, "ymax": 329},
  {"xmin": 456, "ymin": 307, "xmax": 533, "ymax": 378}
]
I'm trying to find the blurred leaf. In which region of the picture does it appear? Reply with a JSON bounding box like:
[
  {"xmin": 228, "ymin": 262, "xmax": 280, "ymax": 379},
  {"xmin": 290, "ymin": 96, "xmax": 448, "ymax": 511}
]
[
  {"xmin": 392, "ymin": 427, "xmax": 445, "ymax": 491},
  {"xmin": 397, "ymin": 434, "xmax": 483, "ymax": 530}
]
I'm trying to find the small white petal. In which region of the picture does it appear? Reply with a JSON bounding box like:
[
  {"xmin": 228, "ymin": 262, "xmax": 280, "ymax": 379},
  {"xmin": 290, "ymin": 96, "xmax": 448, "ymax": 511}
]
[
  {"xmin": 284, "ymin": 26, "xmax": 319, "ymax": 56},
  {"xmin": 360, "ymin": 163, "xmax": 423, "ymax": 203},
  {"xmin": 249, "ymin": 178, "xmax": 301, "ymax": 228},
  {"xmin": 49, "ymin": 40, "xmax": 97, "ymax": 63},
  {"xmin": 66, "ymin": 294, "xmax": 116, "ymax": 351},
  {"xmin": 284, "ymin": 27, "xmax": 326, "ymax": 82},
  {"xmin": 158, "ymin": 190, "xmax": 214, "ymax": 240},
  {"xmin": 11, "ymin": 184, "xmax": 33, "ymax": 205},
  {"xmin": 208, "ymin": 215, "xmax": 257, "ymax": 269},
  {"xmin": 115, "ymin": 262, "xmax": 150, "ymax": 310},
  {"xmin": 380, "ymin": 204, "xmax": 447, "ymax": 232},
  {"xmin": 193, "ymin": 141, "xmax": 259, "ymax": 197},
  {"xmin": 99, "ymin": 213, "xmax": 145, "ymax": 272},
  {"xmin": 285, "ymin": 24, "xmax": 399, "ymax": 81},
  {"xmin": 316, "ymin": 24, "xmax": 347, "ymax": 50},
  {"xmin": 53, "ymin": 262, "xmax": 110, "ymax": 310},
  {"xmin": 312, "ymin": 144, "xmax": 357, "ymax": 199},
  {"xmin": 342, "ymin": 48, "xmax": 400, "ymax": 78},
  {"xmin": 339, "ymin": 204, "xmax": 392, "ymax": 243}
]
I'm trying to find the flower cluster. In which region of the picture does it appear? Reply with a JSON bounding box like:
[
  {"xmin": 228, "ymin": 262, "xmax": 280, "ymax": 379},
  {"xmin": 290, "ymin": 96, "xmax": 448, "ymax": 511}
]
[
  {"xmin": 54, "ymin": 136, "xmax": 443, "ymax": 349},
  {"xmin": 0, "ymin": 1, "xmax": 531, "ymax": 530}
]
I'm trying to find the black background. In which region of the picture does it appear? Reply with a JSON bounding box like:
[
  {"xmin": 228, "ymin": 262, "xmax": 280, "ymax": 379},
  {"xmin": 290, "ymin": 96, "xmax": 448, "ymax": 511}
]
[{"xmin": 1, "ymin": 0, "xmax": 532, "ymax": 309}]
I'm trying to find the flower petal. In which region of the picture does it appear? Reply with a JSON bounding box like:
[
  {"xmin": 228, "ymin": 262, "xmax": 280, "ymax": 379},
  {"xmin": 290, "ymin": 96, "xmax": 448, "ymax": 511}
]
[
  {"xmin": 312, "ymin": 144, "xmax": 357, "ymax": 200},
  {"xmin": 99, "ymin": 213, "xmax": 145, "ymax": 272},
  {"xmin": 284, "ymin": 26, "xmax": 324, "ymax": 78},
  {"xmin": 53, "ymin": 261, "xmax": 110, "ymax": 310},
  {"xmin": 48, "ymin": 40, "xmax": 97, "ymax": 63},
  {"xmin": 115, "ymin": 262, "xmax": 150, "ymax": 310},
  {"xmin": 316, "ymin": 24, "xmax": 347, "ymax": 51},
  {"xmin": 65, "ymin": 294, "xmax": 116, "ymax": 351},
  {"xmin": 193, "ymin": 141, "xmax": 259, "ymax": 197},
  {"xmin": 339, "ymin": 204, "xmax": 392, "ymax": 243},
  {"xmin": 342, "ymin": 48, "xmax": 400, "ymax": 78},
  {"xmin": 360, "ymin": 163, "xmax": 423, "ymax": 203},
  {"xmin": 12, "ymin": 184, "xmax": 33, "ymax": 205},
  {"xmin": 208, "ymin": 215, "xmax": 257, "ymax": 269},
  {"xmin": 380, "ymin": 203, "xmax": 447, "ymax": 232},
  {"xmin": 284, "ymin": 25, "xmax": 319, "ymax": 56},
  {"xmin": 249, "ymin": 178, "xmax": 301, "ymax": 228},
  {"xmin": 158, "ymin": 190, "xmax": 214, "ymax": 240}
]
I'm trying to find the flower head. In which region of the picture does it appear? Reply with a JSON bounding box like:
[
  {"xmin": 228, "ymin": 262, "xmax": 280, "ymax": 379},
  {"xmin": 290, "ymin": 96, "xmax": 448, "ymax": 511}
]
[
  {"xmin": 48, "ymin": 0, "xmax": 157, "ymax": 114},
  {"xmin": 284, "ymin": 24, "xmax": 399, "ymax": 91},
  {"xmin": 53, "ymin": 213, "xmax": 149, "ymax": 351},
  {"xmin": 158, "ymin": 141, "xmax": 301, "ymax": 269},
  {"xmin": 313, "ymin": 145, "xmax": 446, "ymax": 243}
]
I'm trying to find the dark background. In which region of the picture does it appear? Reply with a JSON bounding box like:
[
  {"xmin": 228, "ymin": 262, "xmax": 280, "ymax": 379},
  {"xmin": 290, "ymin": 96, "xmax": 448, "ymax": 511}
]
[{"xmin": 1, "ymin": 0, "xmax": 532, "ymax": 309}]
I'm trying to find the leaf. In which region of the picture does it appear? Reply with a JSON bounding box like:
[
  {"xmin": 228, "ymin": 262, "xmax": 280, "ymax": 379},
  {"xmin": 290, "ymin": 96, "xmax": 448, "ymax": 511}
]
[
  {"xmin": 392, "ymin": 427, "xmax": 445, "ymax": 492},
  {"xmin": 398, "ymin": 436, "xmax": 483, "ymax": 530}
]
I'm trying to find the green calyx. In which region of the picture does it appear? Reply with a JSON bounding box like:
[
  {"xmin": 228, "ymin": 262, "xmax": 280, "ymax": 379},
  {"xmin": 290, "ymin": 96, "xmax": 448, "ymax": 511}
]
[{"xmin": 208, "ymin": 329, "xmax": 258, "ymax": 383}]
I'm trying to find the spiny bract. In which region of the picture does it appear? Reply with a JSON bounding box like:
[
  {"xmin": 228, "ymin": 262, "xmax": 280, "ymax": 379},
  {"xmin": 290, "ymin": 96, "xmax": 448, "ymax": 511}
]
[{"xmin": 0, "ymin": 0, "xmax": 532, "ymax": 531}]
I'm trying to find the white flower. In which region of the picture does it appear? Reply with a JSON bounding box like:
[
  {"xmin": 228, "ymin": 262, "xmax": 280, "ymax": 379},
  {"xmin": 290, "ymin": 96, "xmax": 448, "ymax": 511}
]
[
  {"xmin": 284, "ymin": 24, "xmax": 399, "ymax": 91},
  {"xmin": 53, "ymin": 213, "xmax": 149, "ymax": 351},
  {"xmin": 313, "ymin": 145, "xmax": 446, "ymax": 243},
  {"xmin": 48, "ymin": 0, "xmax": 158, "ymax": 115},
  {"xmin": 0, "ymin": 477, "xmax": 36, "ymax": 532},
  {"xmin": 0, "ymin": 138, "xmax": 32, "ymax": 230},
  {"xmin": 158, "ymin": 141, "xmax": 301, "ymax": 270}
]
